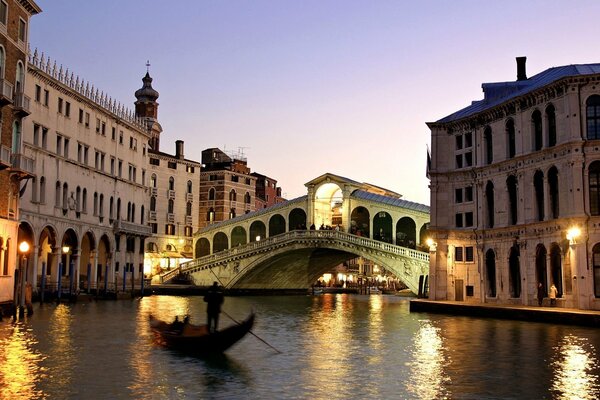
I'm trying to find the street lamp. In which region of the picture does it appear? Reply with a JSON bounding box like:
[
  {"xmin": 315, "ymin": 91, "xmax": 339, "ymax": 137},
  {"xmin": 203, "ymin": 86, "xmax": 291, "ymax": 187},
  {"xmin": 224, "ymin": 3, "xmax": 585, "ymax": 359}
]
[
  {"xmin": 566, "ymin": 227, "xmax": 581, "ymax": 246},
  {"xmin": 18, "ymin": 241, "xmax": 30, "ymax": 317},
  {"xmin": 426, "ymin": 238, "xmax": 437, "ymax": 252}
]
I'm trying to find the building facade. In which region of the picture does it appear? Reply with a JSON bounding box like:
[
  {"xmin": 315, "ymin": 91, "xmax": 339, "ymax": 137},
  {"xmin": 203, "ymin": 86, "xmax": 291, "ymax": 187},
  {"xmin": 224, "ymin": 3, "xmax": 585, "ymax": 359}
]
[
  {"xmin": 19, "ymin": 52, "xmax": 152, "ymax": 297},
  {"xmin": 252, "ymin": 172, "xmax": 284, "ymax": 209},
  {"xmin": 0, "ymin": 0, "xmax": 40, "ymax": 312},
  {"xmin": 428, "ymin": 57, "xmax": 600, "ymax": 310}
]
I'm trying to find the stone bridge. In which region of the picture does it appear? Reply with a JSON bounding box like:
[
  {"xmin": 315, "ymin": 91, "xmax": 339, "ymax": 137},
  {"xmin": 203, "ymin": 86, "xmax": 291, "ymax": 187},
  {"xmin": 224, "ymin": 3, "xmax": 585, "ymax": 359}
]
[{"xmin": 164, "ymin": 173, "xmax": 431, "ymax": 293}]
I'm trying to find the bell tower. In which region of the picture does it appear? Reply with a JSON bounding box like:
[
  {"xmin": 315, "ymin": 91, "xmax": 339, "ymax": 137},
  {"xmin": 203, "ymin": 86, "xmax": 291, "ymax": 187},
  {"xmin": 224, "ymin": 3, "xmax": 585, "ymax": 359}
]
[{"xmin": 135, "ymin": 61, "xmax": 162, "ymax": 151}]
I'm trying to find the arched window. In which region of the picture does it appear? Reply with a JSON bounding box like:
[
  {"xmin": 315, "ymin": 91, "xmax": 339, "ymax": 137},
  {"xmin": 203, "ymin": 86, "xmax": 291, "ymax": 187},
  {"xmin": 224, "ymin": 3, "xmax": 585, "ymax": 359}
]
[
  {"xmin": 229, "ymin": 189, "xmax": 236, "ymax": 202},
  {"xmin": 93, "ymin": 192, "xmax": 98, "ymax": 215},
  {"xmin": 62, "ymin": 182, "xmax": 68, "ymax": 210},
  {"xmin": 75, "ymin": 186, "xmax": 81, "ymax": 212},
  {"xmin": 593, "ymin": 243, "xmax": 600, "ymax": 297},
  {"xmin": 11, "ymin": 121, "xmax": 20, "ymax": 154},
  {"xmin": 82, "ymin": 188, "xmax": 87, "ymax": 213},
  {"xmin": 532, "ymin": 110, "xmax": 543, "ymax": 151},
  {"xmin": 168, "ymin": 199, "xmax": 174, "ymax": 214},
  {"xmin": 534, "ymin": 170, "xmax": 544, "ymax": 222},
  {"xmin": 485, "ymin": 181, "xmax": 494, "ymax": 228},
  {"xmin": 589, "ymin": 161, "xmax": 600, "ymax": 216},
  {"xmin": 99, "ymin": 194, "xmax": 104, "ymax": 217},
  {"xmin": 140, "ymin": 205, "xmax": 145, "ymax": 225},
  {"xmin": 0, "ymin": 46, "xmax": 5, "ymax": 78},
  {"xmin": 187, "ymin": 180, "xmax": 192, "ymax": 194},
  {"xmin": 150, "ymin": 196, "xmax": 156, "ymax": 211},
  {"xmin": 116, "ymin": 198, "xmax": 121, "ymax": 220},
  {"xmin": 208, "ymin": 188, "xmax": 215, "ymax": 201},
  {"xmin": 536, "ymin": 244, "xmax": 548, "ymax": 297},
  {"xmin": 548, "ymin": 166, "xmax": 559, "ymax": 219},
  {"xmin": 244, "ymin": 192, "xmax": 251, "ymax": 204},
  {"xmin": 546, "ymin": 104, "xmax": 556, "ymax": 147},
  {"xmin": 509, "ymin": 245, "xmax": 521, "ymax": 298},
  {"xmin": 150, "ymin": 174, "xmax": 157, "ymax": 188},
  {"xmin": 229, "ymin": 208, "xmax": 236, "ymax": 219},
  {"xmin": 127, "ymin": 202, "xmax": 131, "ymax": 221},
  {"xmin": 131, "ymin": 203, "xmax": 135, "ymax": 222},
  {"xmin": 507, "ymin": 175, "xmax": 518, "ymax": 225},
  {"xmin": 168, "ymin": 176, "xmax": 174, "ymax": 191},
  {"xmin": 484, "ymin": 126, "xmax": 493, "ymax": 165},
  {"xmin": 15, "ymin": 61, "xmax": 24, "ymax": 93},
  {"xmin": 55, "ymin": 181, "xmax": 61, "ymax": 207},
  {"xmin": 586, "ymin": 95, "xmax": 600, "ymax": 140},
  {"xmin": 550, "ymin": 244, "xmax": 562, "ymax": 298},
  {"xmin": 207, "ymin": 208, "xmax": 215, "ymax": 222},
  {"xmin": 506, "ymin": 119, "xmax": 516, "ymax": 158},
  {"xmin": 109, "ymin": 196, "xmax": 114, "ymax": 219},
  {"xmin": 186, "ymin": 201, "xmax": 192, "ymax": 216}
]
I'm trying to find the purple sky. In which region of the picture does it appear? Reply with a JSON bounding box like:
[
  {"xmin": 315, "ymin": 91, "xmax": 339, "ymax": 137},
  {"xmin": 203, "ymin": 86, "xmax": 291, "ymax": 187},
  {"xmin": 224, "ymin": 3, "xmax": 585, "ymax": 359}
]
[{"xmin": 30, "ymin": 0, "xmax": 600, "ymax": 205}]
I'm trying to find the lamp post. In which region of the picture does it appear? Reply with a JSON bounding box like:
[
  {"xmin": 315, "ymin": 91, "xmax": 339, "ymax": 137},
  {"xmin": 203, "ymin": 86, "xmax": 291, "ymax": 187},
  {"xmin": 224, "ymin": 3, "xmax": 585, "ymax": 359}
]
[{"xmin": 18, "ymin": 241, "xmax": 30, "ymax": 317}]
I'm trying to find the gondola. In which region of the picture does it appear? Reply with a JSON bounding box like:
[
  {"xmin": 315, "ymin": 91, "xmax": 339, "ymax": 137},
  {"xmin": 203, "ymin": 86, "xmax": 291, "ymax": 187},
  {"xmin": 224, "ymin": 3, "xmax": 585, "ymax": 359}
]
[{"xmin": 149, "ymin": 312, "xmax": 255, "ymax": 355}]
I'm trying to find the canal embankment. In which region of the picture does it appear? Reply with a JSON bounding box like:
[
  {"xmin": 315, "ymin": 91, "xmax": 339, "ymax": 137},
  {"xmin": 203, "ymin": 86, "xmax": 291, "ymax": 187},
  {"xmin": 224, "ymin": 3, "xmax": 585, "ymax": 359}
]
[{"xmin": 410, "ymin": 299, "xmax": 600, "ymax": 327}]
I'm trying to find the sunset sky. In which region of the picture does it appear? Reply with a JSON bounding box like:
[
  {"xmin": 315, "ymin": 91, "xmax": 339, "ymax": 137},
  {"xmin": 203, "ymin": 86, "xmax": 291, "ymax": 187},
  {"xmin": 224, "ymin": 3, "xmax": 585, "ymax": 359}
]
[{"xmin": 30, "ymin": 0, "xmax": 600, "ymax": 205}]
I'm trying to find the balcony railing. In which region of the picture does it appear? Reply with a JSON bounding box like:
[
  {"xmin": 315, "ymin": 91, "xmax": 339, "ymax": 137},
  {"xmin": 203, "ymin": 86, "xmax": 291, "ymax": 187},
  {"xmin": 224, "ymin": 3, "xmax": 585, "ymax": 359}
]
[
  {"xmin": 0, "ymin": 79, "xmax": 13, "ymax": 106},
  {"xmin": 10, "ymin": 153, "xmax": 35, "ymax": 178},
  {"xmin": 167, "ymin": 190, "xmax": 175, "ymax": 199},
  {"xmin": 150, "ymin": 187, "xmax": 158, "ymax": 196},
  {"xmin": 148, "ymin": 210, "xmax": 157, "ymax": 221},
  {"xmin": 167, "ymin": 213, "xmax": 175, "ymax": 223},
  {"xmin": 0, "ymin": 145, "xmax": 10, "ymax": 169},
  {"xmin": 186, "ymin": 192, "xmax": 194, "ymax": 202},
  {"xmin": 185, "ymin": 215, "xmax": 193, "ymax": 226},
  {"xmin": 113, "ymin": 219, "xmax": 152, "ymax": 236},
  {"xmin": 13, "ymin": 91, "xmax": 30, "ymax": 117}
]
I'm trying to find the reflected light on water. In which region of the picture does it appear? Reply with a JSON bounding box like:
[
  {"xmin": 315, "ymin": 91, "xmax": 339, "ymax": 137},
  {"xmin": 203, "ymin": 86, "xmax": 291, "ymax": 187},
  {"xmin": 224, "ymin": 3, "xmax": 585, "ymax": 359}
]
[
  {"xmin": 368, "ymin": 294, "xmax": 383, "ymax": 357},
  {"xmin": 551, "ymin": 335, "xmax": 599, "ymax": 400},
  {"xmin": 406, "ymin": 320, "xmax": 450, "ymax": 400},
  {"xmin": 0, "ymin": 324, "xmax": 45, "ymax": 400}
]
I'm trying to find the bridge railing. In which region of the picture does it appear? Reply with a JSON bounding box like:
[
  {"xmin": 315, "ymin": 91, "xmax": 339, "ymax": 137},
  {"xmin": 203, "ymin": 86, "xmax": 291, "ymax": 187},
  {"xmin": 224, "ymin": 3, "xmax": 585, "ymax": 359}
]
[{"xmin": 179, "ymin": 230, "xmax": 429, "ymax": 274}]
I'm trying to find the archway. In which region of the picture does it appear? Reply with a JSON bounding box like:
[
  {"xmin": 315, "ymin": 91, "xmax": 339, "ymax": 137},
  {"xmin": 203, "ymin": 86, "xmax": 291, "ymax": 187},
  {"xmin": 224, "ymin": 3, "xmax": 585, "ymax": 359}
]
[
  {"xmin": 60, "ymin": 229, "xmax": 79, "ymax": 295},
  {"xmin": 373, "ymin": 211, "xmax": 392, "ymax": 243},
  {"xmin": 396, "ymin": 217, "xmax": 416, "ymax": 248},
  {"xmin": 314, "ymin": 183, "xmax": 343, "ymax": 228},
  {"xmin": 419, "ymin": 223, "xmax": 430, "ymax": 251},
  {"xmin": 195, "ymin": 238, "xmax": 210, "ymax": 257},
  {"xmin": 250, "ymin": 221, "xmax": 266, "ymax": 242},
  {"xmin": 268, "ymin": 214, "xmax": 285, "ymax": 237},
  {"xmin": 350, "ymin": 206, "xmax": 369, "ymax": 237},
  {"xmin": 213, "ymin": 232, "xmax": 229, "ymax": 253},
  {"xmin": 38, "ymin": 226, "xmax": 57, "ymax": 289},
  {"xmin": 485, "ymin": 249, "xmax": 496, "ymax": 297},
  {"xmin": 288, "ymin": 208, "xmax": 307, "ymax": 231},
  {"xmin": 97, "ymin": 234, "xmax": 111, "ymax": 291},
  {"xmin": 17, "ymin": 222, "xmax": 34, "ymax": 294},
  {"xmin": 550, "ymin": 243, "xmax": 562, "ymax": 297},
  {"xmin": 231, "ymin": 226, "xmax": 247, "ymax": 247},
  {"xmin": 535, "ymin": 244, "xmax": 548, "ymax": 297},
  {"xmin": 79, "ymin": 231, "xmax": 96, "ymax": 291}
]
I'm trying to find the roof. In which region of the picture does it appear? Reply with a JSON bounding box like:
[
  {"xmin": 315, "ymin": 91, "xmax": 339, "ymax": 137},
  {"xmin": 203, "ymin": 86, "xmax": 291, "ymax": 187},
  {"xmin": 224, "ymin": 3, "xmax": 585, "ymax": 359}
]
[
  {"xmin": 351, "ymin": 190, "xmax": 430, "ymax": 213},
  {"xmin": 437, "ymin": 63, "xmax": 600, "ymax": 124}
]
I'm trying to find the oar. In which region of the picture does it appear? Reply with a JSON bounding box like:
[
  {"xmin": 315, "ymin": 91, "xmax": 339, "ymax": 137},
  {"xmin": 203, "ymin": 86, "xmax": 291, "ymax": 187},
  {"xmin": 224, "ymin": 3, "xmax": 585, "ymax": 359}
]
[
  {"xmin": 221, "ymin": 309, "xmax": 282, "ymax": 354},
  {"xmin": 208, "ymin": 269, "xmax": 282, "ymax": 354}
]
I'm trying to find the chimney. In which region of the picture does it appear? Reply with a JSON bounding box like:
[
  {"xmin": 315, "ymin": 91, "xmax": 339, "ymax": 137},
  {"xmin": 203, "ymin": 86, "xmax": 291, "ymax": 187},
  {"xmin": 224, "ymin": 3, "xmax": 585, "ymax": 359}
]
[
  {"xmin": 175, "ymin": 140, "xmax": 184, "ymax": 159},
  {"xmin": 516, "ymin": 56, "xmax": 527, "ymax": 81}
]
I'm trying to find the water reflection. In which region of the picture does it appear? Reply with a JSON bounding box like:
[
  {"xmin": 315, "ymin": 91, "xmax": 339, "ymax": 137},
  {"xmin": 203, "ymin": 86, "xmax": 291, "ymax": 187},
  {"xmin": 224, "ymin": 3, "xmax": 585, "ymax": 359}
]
[
  {"xmin": 406, "ymin": 320, "xmax": 450, "ymax": 400},
  {"xmin": 551, "ymin": 334, "xmax": 599, "ymax": 400},
  {"xmin": 0, "ymin": 323, "xmax": 45, "ymax": 400}
]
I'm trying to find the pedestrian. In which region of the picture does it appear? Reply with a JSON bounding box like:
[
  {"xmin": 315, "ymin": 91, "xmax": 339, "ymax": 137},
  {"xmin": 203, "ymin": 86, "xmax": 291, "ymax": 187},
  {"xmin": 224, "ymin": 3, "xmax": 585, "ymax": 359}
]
[
  {"xmin": 537, "ymin": 282, "xmax": 544, "ymax": 306},
  {"xmin": 204, "ymin": 281, "xmax": 224, "ymax": 333},
  {"xmin": 549, "ymin": 283, "xmax": 558, "ymax": 306}
]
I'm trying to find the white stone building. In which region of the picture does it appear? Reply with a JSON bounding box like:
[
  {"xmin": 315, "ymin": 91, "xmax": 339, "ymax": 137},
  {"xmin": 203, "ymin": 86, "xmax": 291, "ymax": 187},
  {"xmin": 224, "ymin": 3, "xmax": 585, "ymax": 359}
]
[
  {"xmin": 428, "ymin": 57, "xmax": 600, "ymax": 310},
  {"xmin": 19, "ymin": 52, "xmax": 152, "ymax": 296}
]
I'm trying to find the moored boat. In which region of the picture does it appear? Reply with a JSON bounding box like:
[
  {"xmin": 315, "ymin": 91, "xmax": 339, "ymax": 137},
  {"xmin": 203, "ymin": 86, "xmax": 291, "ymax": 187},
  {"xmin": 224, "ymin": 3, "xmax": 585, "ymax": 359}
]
[{"xmin": 149, "ymin": 312, "xmax": 255, "ymax": 355}]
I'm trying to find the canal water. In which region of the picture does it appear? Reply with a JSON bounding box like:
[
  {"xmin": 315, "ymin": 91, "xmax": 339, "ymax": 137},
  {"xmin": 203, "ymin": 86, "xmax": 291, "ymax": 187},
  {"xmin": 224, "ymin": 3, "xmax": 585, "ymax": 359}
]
[{"xmin": 0, "ymin": 294, "xmax": 599, "ymax": 400}]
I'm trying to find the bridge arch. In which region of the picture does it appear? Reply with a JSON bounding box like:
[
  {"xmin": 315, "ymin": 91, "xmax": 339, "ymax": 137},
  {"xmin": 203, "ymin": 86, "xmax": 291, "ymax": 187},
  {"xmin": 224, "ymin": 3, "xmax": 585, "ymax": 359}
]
[
  {"xmin": 213, "ymin": 232, "xmax": 229, "ymax": 253},
  {"xmin": 314, "ymin": 182, "xmax": 343, "ymax": 228},
  {"xmin": 419, "ymin": 223, "xmax": 430, "ymax": 250},
  {"xmin": 269, "ymin": 214, "xmax": 286, "ymax": 237},
  {"xmin": 350, "ymin": 206, "xmax": 370, "ymax": 237},
  {"xmin": 231, "ymin": 226, "xmax": 247, "ymax": 247},
  {"xmin": 288, "ymin": 208, "xmax": 307, "ymax": 231},
  {"xmin": 196, "ymin": 237, "xmax": 210, "ymax": 257},
  {"xmin": 250, "ymin": 220, "xmax": 266, "ymax": 242},
  {"xmin": 396, "ymin": 217, "xmax": 416, "ymax": 248},
  {"xmin": 373, "ymin": 211, "xmax": 392, "ymax": 243}
]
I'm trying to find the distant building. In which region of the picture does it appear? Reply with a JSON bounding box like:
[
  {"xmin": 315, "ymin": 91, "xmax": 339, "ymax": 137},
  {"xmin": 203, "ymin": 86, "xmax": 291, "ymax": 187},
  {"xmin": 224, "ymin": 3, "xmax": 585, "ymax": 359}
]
[
  {"xmin": 0, "ymin": 0, "xmax": 41, "ymax": 313},
  {"xmin": 428, "ymin": 57, "xmax": 600, "ymax": 310},
  {"xmin": 251, "ymin": 172, "xmax": 284, "ymax": 209}
]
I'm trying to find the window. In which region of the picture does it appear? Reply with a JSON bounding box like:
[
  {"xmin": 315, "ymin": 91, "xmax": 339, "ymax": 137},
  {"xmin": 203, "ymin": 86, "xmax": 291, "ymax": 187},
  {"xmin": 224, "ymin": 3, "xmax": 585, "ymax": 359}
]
[
  {"xmin": 465, "ymin": 246, "xmax": 474, "ymax": 262},
  {"xmin": 33, "ymin": 124, "xmax": 39, "ymax": 146},
  {"xmin": 455, "ymin": 213, "xmax": 463, "ymax": 228},
  {"xmin": 119, "ymin": 131, "xmax": 123, "ymax": 144},
  {"xmin": 63, "ymin": 138, "xmax": 69, "ymax": 159},
  {"xmin": 168, "ymin": 177, "xmax": 174, "ymax": 191},
  {"xmin": 185, "ymin": 226, "xmax": 193, "ymax": 237},
  {"xmin": 39, "ymin": 177, "xmax": 46, "ymax": 204},
  {"xmin": 186, "ymin": 165, "xmax": 194, "ymax": 173},
  {"xmin": 18, "ymin": 18, "xmax": 26, "ymax": 42},
  {"xmin": 534, "ymin": 170, "xmax": 544, "ymax": 221},
  {"xmin": 209, "ymin": 188, "xmax": 215, "ymax": 201},
  {"xmin": 454, "ymin": 132, "xmax": 473, "ymax": 169},
  {"xmin": 532, "ymin": 110, "xmax": 543, "ymax": 151},
  {"xmin": 168, "ymin": 161, "xmax": 176, "ymax": 169},
  {"xmin": 42, "ymin": 127, "xmax": 48, "ymax": 149},
  {"xmin": 546, "ymin": 104, "xmax": 556, "ymax": 147},
  {"xmin": 82, "ymin": 189, "xmax": 87, "ymax": 213},
  {"xmin": 118, "ymin": 160, "xmax": 122, "ymax": 178},
  {"xmin": 79, "ymin": 109, "xmax": 84, "ymax": 123},
  {"xmin": 165, "ymin": 224, "xmax": 175, "ymax": 235},
  {"xmin": 484, "ymin": 126, "xmax": 493, "ymax": 165},
  {"xmin": 85, "ymin": 112, "xmax": 90, "ymax": 127},
  {"xmin": 593, "ymin": 243, "xmax": 600, "ymax": 297},
  {"xmin": 455, "ymin": 188, "xmax": 463, "ymax": 204},
  {"xmin": 589, "ymin": 161, "xmax": 600, "ymax": 216},
  {"xmin": 44, "ymin": 89, "xmax": 49, "ymax": 106},
  {"xmin": 35, "ymin": 85, "xmax": 41, "ymax": 102},
  {"xmin": 455, "ymin": 246, "xmax": 463, "ymax": 262},
  {"xmin": 229, "ymin": 189, "xmax": 236, "ymax": 202},
  {"xmin": 149, "ymin": 158, "xmax": 159, "ymax": 166},
  {"xmin": 186, "ymin": 202, "xmax": 192, "ymax": 216},
  {"xmin": 507, "ymin": 175, "xmax": 518, "ymax": 225},
  {"xmin": 506, "ymin": 119, "xmax": 516, "ymax": 158},
  {"xmin": 168, "ymin": 199, "xmax": 174, "ymax": 214},
  {"xmin": 58, "ymin": 97, "xmax": 63, "ymax": 114},
  {"xmin": 587, "ymin": 95, "xmax": 600, "ymax": 140},
  {"xmin": 56, "ymin": 135, "xmax": 63, "ymax": 156},
  {"xmin": 110, "ymin": 157, "xmax": 115, "ymax": 175},
  {"xmin": 95, "ymin": 151, "xmax": 100, "ymax": 169},
  {"xmin": 187, "ymin": 180, "xmax": 193, "ymax": 194},
  {"xmin": 486, "ymin": 181, "xmax": 495, "ymax": 228},
  {"xmin": 65, "ymin": 101, "xmax": 70, "ymax": 117},
  {"xmin": 112, "ymin": 127, "xmax": 116, "ymax": 140},
  {"xmin": 549, "ymin": 166, "xmax": 559, "ymax": 219},
  {"xmin": 150, "ymin": 174, "xmax": 157, "ymax": 188},
  {"xmin": 55, "ymin": 181, "xmax": 61, "ymax": 207},
  {"xmin": 0, "ymin": 1, "xmax": 7, "ymax": 26},
  {"xmin": 465, "ymin": 212, "xmax": 473, "ymax": 227},
  {"xmin": 96, "ymin": 118, "xmax": 100, "ymax": 133},
  {"xmin": 83, "ymin": 145, "xmax": 89, "ymax": 165},
  {"xmin": 101, "ymin": 122, "xmax": 106, "ymax": 136}
]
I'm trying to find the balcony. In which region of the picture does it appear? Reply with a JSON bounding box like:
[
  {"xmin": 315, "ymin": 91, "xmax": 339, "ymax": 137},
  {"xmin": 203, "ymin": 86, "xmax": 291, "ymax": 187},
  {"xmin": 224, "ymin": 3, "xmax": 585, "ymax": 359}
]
[
  {"xmin": 166, "ymin": 213, "xmax": 175, "ymax": 223},
  {"xmin": 10, "ymin": 153, "xmax": 35, "ymax": 178},
  {"xmin": 148, "ymin": 210, "xmax": 157, "ymax": 222},
  {"xmin": 0, "ymin": 80, "xmax": 13, "ymax": 106},
  {"xmin": 113, "ymin": 219, "xmax": 152, "ymax": 236},
  {"xmin": 186, "ymin": 192, "xmax": 194, "ymax": 202},
  {"xmin": 0, "ymin": 145, "xmax": 10, "ymax": 170},
  {"xmin": 185, "ymin": 215, "xmax": 193, "ymax": 226},
  {"xmin": 150, "ymin": 187, "xmax": 158, "ymax": 196},
  {"xmin": 13, "ymin": 92, "xmax": 30, "ymax": 117},
  {"xmin": 167, "ymin": 190, "xmax": 175, "ymax": 200}
]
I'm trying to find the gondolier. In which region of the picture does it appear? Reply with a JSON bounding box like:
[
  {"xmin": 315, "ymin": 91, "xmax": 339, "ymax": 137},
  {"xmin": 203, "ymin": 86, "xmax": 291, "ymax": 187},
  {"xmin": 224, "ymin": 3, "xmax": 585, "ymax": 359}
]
[{"xmin": 204, "ymin": 281, "xmax": 224, "ymax": 333}]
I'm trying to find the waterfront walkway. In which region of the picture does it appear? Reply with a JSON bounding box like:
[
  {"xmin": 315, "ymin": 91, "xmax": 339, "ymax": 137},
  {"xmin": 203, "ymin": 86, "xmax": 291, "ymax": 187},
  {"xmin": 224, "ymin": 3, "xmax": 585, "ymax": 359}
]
[{"xmin": 410, "ymin": 299, "xmax": 600, "ymax": 327}]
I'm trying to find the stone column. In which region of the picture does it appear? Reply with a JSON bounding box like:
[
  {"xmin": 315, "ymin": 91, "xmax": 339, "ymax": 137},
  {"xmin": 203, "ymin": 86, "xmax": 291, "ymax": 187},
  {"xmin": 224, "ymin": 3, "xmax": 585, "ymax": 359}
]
[{"xmin": 31, "ymin": 245, "xmax": 39, "ymax": 290}]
